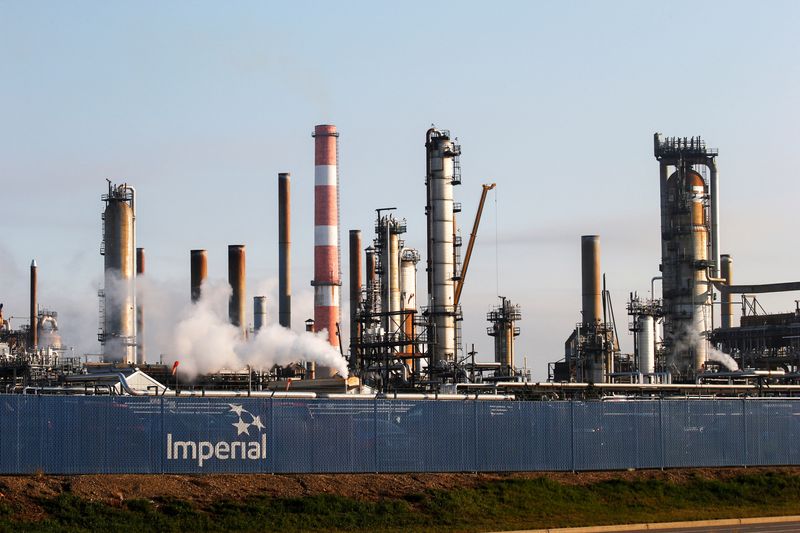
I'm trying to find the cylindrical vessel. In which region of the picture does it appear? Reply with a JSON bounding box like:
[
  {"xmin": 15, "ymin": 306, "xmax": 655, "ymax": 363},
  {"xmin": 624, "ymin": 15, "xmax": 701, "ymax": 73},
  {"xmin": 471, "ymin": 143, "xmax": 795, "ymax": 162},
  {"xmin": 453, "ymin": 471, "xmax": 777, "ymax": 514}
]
[
  {"xmin": 663, "ymin": 168, "xmax": 711, "ymax": 374},
  {"xmin": 349, "ymin": 230, "xmax": 362, "ymax": 361},
  {"xmin": 103, "ymin": 184, "xmax": 136, "ymax": 364},
  {"xmin": 426, "ymin": 129, "xmax": 458, "ymax": 366},
  {"xmin": 313, "ymin": 124, "xmax": 341, "ymax": 377},
  {"xmin": 29, "ymin": 260, "xmax": 37, "ymax": 351},
  {"xmin": 254, "ymin": 296, "xmax": 267, "ymax": 332},
  {"xmin": 581, "ymin": 235, "xmax": 602, "ymax": 326},
  {"xmin": 400, "ymin": 248, "xmax": 420, "ymax": 370},
  {"xmin": 228, "ymin": 245, "xmax": 246, "ymax": 338},
  {"xmin": 136, "ymin": 247, "xmax": 145, "ymax": 364},
  {"xmin": 190, "ymin": 249, "xmax": 208, "ymax": 303},
  {"xmin": 637, "ymin": 315, "xmax": 655, "ymax": 374},
  {"xmin": 279, "ymin": 172, "xmax": 291, "ymax": 329},
  {"xmin": 721, "ymin": 254, "xmax": 733, "ymax": 329},
  {"xmin": 380, "ymin": 218, "xmax": 402, "ymax": 333}
]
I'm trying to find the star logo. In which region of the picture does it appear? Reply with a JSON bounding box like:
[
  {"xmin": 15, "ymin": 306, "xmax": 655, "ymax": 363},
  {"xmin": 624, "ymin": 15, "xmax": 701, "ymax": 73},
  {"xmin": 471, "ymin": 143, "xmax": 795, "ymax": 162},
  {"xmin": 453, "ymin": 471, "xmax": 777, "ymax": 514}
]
[{"xmin": 228, "ymin": 404, "xmax": 266, "ymax": 436}]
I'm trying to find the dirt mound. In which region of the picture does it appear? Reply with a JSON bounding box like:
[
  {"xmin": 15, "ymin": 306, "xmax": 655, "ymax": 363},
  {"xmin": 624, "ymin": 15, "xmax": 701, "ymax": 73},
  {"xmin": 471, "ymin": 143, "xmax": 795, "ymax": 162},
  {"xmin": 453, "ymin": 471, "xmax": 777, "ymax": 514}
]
[{"xmin": 1, "ymin": 467, "xmax": 797, "ymax": 521}]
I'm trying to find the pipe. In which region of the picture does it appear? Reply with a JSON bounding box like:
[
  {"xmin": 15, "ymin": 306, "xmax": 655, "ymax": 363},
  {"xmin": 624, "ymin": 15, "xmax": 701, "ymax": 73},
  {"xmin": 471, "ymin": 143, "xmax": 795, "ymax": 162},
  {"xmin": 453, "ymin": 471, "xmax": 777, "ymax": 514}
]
[
  {"xmin": 278, "ymin": 172, "xmax": 291, "ymax": 329},
  {"xmin": 581, "ymin": 235, "xmax": 601, "ymax": 325},
  {"xmin": 365, "ymin": 246, "xmax": 377, "ymax": 313},
  {"xmin": 709, "ymin": 158, "xmax": 720, "ymax": 278},
  {"xmin": 305, "ymin": 319, "xmax": 316, "ymax": 379},
  {"xmin": 190, "ymin": 249, "xmax": 207, "ymax": 303},
  {"xmin": 312, "ymin": 124, "xmax": 341, "ymax": 377},
  {"xmin": 136, "ymin": 247, "xmax": 145, "ymax": 364},
  {"xmin": 349, "ymin": 229, "xmax": 362, "ymax": 364},
  {"xmin": 228, "ymin": 245, "xmax": 246, "ymax": 337},
  {"xmin": 721, "ymin": 254, "xmax": 733, "ymax": 328},
  {"xmin": 29, "ymin": 259, "xmax": 37, "ymax": 351},
  {"xmin": 253, "ymin": 296, "xmax": 267, "ymax": 331}
]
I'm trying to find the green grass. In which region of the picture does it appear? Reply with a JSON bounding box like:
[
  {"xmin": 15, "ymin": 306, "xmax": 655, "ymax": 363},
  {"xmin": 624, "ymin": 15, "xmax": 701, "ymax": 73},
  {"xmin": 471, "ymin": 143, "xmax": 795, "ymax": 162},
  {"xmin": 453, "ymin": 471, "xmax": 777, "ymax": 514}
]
[{"xmin": 3, "ymin": 472, "xmax": 800, "ymax": 532}]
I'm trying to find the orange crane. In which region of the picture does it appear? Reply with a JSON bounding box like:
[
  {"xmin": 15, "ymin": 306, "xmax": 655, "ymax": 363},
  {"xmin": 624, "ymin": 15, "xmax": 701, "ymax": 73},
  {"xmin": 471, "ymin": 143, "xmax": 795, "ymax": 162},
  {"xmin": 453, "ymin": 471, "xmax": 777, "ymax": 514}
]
[{"xmin": 454, "ymin": 183, "xmax": 496, "ymax": 307}]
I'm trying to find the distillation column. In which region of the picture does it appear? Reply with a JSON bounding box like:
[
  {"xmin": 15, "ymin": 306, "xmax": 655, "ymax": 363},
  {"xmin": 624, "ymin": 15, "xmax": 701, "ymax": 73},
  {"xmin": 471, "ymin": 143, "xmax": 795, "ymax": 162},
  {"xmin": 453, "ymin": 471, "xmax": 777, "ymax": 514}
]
[
  {"xmin": 101, "ymin": 182, "xmax": 136, "ymax": 364},
  {"xmin": 425, "ymin": 128, "xmax": 460, "ymax": 368},
  {"xmin": 580, "ymin": 235, "xmax": 606, "ymax": 383},
  {"xmin": 654, "ymin": 134, "xmax": 717, "ymax": 378},
  {"xmin": 313, "ymin": 124, "xmax": 341, "ymax": 377},
  {"xmin": 400, "ymin": 248, "xmax": 420, "ymax": 371}
]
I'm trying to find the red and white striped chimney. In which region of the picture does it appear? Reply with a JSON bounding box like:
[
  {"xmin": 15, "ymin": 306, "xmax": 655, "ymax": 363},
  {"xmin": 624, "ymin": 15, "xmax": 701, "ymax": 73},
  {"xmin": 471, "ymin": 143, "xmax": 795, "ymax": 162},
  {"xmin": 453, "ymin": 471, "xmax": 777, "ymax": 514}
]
[{"xmin": 312, "ymin": 124, "xmax": 341, "ymax": 370}]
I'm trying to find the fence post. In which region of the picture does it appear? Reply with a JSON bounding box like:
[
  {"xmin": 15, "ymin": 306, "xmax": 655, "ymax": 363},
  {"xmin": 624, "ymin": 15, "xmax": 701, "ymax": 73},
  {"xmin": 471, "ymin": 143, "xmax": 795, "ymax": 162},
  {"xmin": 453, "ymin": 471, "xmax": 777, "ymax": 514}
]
[
  {"xmin": 373, "ymin": 398, "xmax": 379, "ymax": 473},
  {"xmin": 742, "ymin": 397, "xmax": 748, "ymax": 467},
  {"xmin": 659, "ymin": 398, "xmax": 665, "ymax": 470},
  {"xmin": 570, "ymin": 400, "xmax": 576, "ymax": 472},
  {"xmin": 473, "ymin": 400, "xmax": 479, "ymax": 472},
  {"xmin": 160, "ymin": 397, "xmax": 165, "ymax": 474}
]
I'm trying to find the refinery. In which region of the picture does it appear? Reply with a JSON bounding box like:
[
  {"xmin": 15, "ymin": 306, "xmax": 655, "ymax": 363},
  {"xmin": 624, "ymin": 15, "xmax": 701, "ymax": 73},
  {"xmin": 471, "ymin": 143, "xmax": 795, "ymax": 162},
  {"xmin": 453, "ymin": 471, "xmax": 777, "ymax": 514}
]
[{"xmin": 2, "ymin": 127, "xmax": 800, "ymax": 399}]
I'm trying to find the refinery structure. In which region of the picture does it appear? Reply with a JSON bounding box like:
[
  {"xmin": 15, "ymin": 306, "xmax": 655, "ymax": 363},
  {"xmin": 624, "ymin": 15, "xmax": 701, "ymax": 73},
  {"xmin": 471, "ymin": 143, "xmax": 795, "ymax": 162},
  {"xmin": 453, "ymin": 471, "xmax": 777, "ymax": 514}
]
[{"xmin": 3, "ymin": 127, "xmax": 800, "ymax": 398}]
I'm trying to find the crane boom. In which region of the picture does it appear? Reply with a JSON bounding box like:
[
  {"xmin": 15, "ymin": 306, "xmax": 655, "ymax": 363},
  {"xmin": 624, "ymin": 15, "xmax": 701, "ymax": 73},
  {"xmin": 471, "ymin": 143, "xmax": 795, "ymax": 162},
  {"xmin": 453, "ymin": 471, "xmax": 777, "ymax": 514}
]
[{"xmin": 454, "ymin": 183, "xmax": 496, "ymax": 307}]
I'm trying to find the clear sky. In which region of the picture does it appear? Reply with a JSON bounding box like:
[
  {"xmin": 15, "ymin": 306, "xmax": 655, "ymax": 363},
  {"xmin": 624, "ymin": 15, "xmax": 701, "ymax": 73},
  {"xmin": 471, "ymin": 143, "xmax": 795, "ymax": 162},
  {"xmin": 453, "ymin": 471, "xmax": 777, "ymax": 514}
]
[{"xmin": 1, "ymin": 1, "xmax": 799, "ymax": 379}]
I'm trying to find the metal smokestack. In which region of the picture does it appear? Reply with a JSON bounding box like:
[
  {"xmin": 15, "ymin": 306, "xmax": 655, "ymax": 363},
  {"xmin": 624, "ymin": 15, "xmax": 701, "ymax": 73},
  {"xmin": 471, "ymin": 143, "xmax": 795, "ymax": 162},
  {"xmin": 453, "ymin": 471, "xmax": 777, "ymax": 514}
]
[
  {"xmin": 721, "ymin": 254, "xmax": 733, "ymax": 329},
  {"xmin": 312, "ymin": 124, "xmax": 341, "ymax": 378},
  {"xmin": 228, "ymin": 245, "xmax": 246, "ymax": 337},
  {"xmin": 254, "ymin": 296, "xmax": 267, "ymax": 331},
  {"xmin": 581, "ymin": 235, "xmax": 602, "ymax": 326},
  {"xmin": 349, "ymin": 230, "xmax": 362, "ymax": 363},
  {"xmin": 101, "ymin": 181, "xmax": 136, "ymax": 364},
  {"xmin": 136, "ymin": 247, "xmax": 145, "ymax": 364},
  {"xmin": 29, "ymin": 259, "xmax": 37, "ymax": 351},
  {"xmin": 190, "ymin": 249, "xmax": 207, "ymax": 303},
  {"xmin": 279, "ymin": 172, "xmax": 291, "ymax": 329}
]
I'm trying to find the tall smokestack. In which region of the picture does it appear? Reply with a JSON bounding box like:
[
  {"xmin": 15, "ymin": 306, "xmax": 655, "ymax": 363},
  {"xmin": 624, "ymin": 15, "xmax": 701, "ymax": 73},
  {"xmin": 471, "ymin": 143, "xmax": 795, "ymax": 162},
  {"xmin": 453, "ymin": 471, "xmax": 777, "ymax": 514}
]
[
  {"xmin": 190, "ymin": 249, "xmax": 207, "ymax": 303},
  {"xmin": 278, "ymin": 172, "xmax": 291, "ymax": 329},
  {"xmin": 228, "ymin": 245, "xmax": 246, "ymax": 337},
  {"xmin": 721, "ymin": 254, "xmax": 733, "ymax": 329},
  {"xmin": 312, "ymin": 124, "xmax": 341, "ymax": 377},
  {"xmin": 254, "ymin": 296, "xmax": 267, "ymax": 332},
  {"xmin": 581, "ymin": 235, "xmax": 602, "ymax": 326},
  {"xmin": 29, "ymin": 259, "xmax": 37, "ymax": 351},
  {"xmin": 349, "ymin": 229, "xmax": 362, "ymax": 363},
  {"xmin": 136, "ymin": 247, "xmax": 145, "ymax": 364}
]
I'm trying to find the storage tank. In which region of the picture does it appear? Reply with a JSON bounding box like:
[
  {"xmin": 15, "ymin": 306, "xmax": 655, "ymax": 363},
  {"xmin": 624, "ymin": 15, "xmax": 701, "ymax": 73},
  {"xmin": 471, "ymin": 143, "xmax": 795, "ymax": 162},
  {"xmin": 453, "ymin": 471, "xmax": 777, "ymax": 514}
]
[
  {"xmin": 101, "ymin": 182, "xmax": 136, "ymax": 364},
  {"xmin": 637, "ymin": 314, "xmax": 655, "ymax": 374}
]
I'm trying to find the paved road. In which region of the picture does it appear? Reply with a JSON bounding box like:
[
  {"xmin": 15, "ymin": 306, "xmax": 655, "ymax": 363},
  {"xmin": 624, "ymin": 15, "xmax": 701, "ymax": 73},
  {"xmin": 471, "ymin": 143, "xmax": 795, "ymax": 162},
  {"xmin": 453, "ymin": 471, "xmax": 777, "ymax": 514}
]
[{"xmin": 624, "ymin": 521, "xmax": 800, "ymax": 532}]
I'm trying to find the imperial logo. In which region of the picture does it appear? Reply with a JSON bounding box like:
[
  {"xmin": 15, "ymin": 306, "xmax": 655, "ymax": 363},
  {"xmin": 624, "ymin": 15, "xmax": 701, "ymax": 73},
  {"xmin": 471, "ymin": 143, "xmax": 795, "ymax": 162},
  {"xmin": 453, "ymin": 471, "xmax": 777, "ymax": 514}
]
[{"xmin": 166, "ymin": 404, "xmax": 267, "ymax": 467}]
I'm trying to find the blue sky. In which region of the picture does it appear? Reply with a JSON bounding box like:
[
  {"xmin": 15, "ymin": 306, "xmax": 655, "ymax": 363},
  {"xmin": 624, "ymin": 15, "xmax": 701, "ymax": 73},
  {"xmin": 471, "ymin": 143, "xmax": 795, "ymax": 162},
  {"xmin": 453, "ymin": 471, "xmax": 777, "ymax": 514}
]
[{"xmin": 1, "ymin": 1, "xmax": 799, "ymax": 378}]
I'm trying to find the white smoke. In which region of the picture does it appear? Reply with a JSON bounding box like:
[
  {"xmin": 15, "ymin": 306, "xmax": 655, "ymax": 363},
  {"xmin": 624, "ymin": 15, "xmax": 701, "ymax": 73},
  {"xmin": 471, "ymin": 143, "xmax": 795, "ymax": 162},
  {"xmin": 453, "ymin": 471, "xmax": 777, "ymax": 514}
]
[
  {"xmin": 706, "ymin": 345, "xmax": 739, "ymax": 371},
  {"xmin": 153, "ymin": 279, "xmax": 347, "ymax": 379},
  {"xmin": 674, "ymin": 324, "xmax": 739, "ymax": 372}
]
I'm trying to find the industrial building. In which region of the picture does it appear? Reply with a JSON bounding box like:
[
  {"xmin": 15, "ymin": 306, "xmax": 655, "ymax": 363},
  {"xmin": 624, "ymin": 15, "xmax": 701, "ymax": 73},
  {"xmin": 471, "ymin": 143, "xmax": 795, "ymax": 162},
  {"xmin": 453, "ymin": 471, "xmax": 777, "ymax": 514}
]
[{"xmin": 2, "ymin": 127, "xmax": 800, "ymax": 399}]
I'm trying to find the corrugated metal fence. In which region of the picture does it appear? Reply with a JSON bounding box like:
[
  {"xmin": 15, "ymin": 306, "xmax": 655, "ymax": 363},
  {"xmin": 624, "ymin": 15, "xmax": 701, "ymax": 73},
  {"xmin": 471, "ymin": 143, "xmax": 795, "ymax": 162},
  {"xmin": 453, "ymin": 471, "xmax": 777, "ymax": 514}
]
[{"xmin": 0, "ymin": 395, "xmax": 798, "ymax": 474}]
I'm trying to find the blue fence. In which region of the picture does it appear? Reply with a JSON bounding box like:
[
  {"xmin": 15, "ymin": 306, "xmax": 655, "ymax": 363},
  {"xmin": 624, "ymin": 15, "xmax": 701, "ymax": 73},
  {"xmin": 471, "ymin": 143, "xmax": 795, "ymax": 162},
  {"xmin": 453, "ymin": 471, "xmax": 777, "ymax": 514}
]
[{"xmin": 0, "ymin": 395, "xmax": 798, "ymax": 474}]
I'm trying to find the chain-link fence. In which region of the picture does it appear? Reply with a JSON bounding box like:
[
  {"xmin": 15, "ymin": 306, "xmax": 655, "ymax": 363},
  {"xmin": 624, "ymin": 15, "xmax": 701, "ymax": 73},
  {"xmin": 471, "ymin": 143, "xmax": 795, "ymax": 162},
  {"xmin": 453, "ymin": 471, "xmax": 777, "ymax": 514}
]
[{"xmin": 0, "ymin": 396, "xmax": 797, "ymax": 474}]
